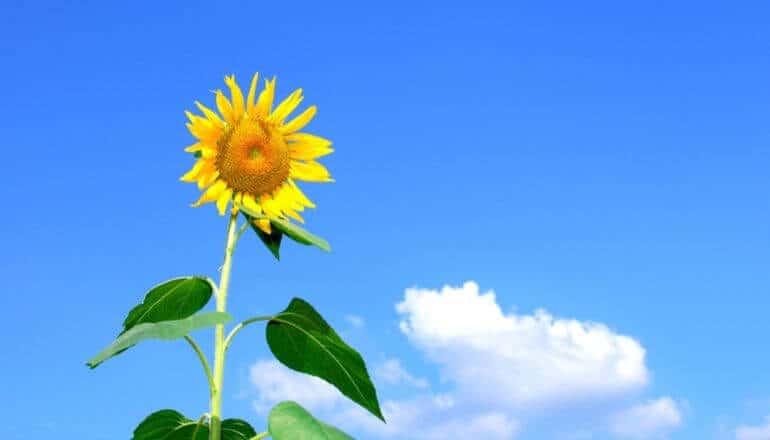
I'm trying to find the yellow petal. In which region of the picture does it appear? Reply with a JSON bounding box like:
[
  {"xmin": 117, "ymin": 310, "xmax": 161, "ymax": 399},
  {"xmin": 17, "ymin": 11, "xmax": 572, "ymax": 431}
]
[
  {"xmin": 290, "ymin": 160, "xmax": 333, "ymax": 182},
  {"xmin": 255, "ymin": 77, "xmax": 276, "ymax": 117},
  {"xmin": 180, "ymin": 160, "xmax": 205, "ymax": 182},
  {"xmin": 197, "ymin": 168, "xmax": 219, "ymax": 189},
  {"xmin": 288, "ymin": 179, "xmax": 316, "ymax": 208},
  {"xmin": 186, "ymin": 119, "xmax": 220, "ymax": 142},
  {"xmin": 246, "ymin": 73, "xmax": 260, "ymax": 113},
  {"xmin": 288, "ymin": 133, "xmax": 334, "ymax": 160},
  {"xmin": 242, "ymin": 194, "xmax": 263, "ymax": 214},
  {"xmin": 270, "ymin": 88, "xmax": 303, "ymax": 124},
  {"xmin": 255, "ymin": 218, "xmax": 271, "ymax": 234},
  {"xmin": 215, "ymin": 89, "xmax": 234, "ymax": 124},
  {"xmin": 184, "ymin": 143, "xmax": 204, "ymax": 152},
  {"xmin": 192, "ymin": 180, "xmax": 227, "ymax": 207},
  {"xmin": 259, "ymin": 194, "xmax": 282, "ymax": 218},
  {"xmin": 281, "ymin": 105, "xmax": 317, "ymax": 133},
  {"xmin": 216, "ymin": 188, "xmax": 233, "ymax": 215},
  {"xmin": 195, "ymin": 101, "xmax": 224, "ymax": 127},
  {"xmin": 225, "ymin": 75, "xmax": 245, "ymax": 121}
]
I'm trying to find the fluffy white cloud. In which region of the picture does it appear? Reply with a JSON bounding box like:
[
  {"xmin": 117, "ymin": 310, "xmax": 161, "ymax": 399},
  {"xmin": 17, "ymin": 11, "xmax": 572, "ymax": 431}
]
[
  {"xmin": 335, "ymin": 394, "xmax": 520, "ymax": 440},
  {"xmin": 375, "ymin": 358, "xmax": 429, "ymax": 389},
  {"xmin": 608, "ymin": 397, "xmax": 683, "ymax": 439},
  {"xmin": 735, "ymin": 417, "xmax": 770, "ymax": 440},
  {"xmin": 249, "ymin": 360, "xmax": 342, "ymax": 413},
  {"xmin": 396, "ymin": 281, "xmax": 649, "ymax": 409},
  {"xmin": 247, "ymin": 281, "xmax": 683, "ymax": 439}
]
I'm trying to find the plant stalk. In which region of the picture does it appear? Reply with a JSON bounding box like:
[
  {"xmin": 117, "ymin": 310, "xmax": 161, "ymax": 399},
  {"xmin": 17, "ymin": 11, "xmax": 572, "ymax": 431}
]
[{"xmin": 210, "ymin": 209, "xmax": 239, "ymax": 440}]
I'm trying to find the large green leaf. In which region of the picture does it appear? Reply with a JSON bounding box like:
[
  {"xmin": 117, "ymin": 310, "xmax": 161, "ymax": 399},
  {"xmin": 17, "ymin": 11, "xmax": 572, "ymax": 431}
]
[
  {"xmin": 87, "ymin": 312, "xmax": 231, "ymax": 368},
  {"xmin": 268, "ymin": 401, "xmax": 354, "ymax": 440},
  {"xmin": 132, "ymin": 409, "xmax": 207, "ymax": 440},
  {"xmin": 133, "ymin": 409, "xmax": 257, "ymax": 440},
  {"xmin": 266, "ymin": 298, "xmax": 383, "ymax": 421},
  {"xmin": 123, "ymin": 277, "xmax": 216, "ymax": 332}
]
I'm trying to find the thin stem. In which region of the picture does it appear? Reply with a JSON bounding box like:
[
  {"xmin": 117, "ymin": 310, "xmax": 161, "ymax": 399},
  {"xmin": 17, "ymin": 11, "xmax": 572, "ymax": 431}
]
[
  {"xmin": 224, "ymin": 315, "xmax": 274, "ymax": 351},
  {"xmin": 184, "ymin": 335, "xmax": 214, "ymax": 394},
  {"xmin": 210, "ymin": 209, "xmax": 240, "ymax": 440},
  {"xmin": 236, "ymin": 220, "xmax": 250, "ymax": 241},
  {"xmin": 251, "ymin": 432, "xmax": 270, "ymax": 440}
]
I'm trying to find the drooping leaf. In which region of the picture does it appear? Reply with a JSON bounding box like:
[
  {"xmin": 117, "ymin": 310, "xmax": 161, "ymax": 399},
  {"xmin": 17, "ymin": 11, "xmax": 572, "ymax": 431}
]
[
  {"xmin": 268, "ymin": 401, "xmax": 354, "ymax": 440},
  {"xmin": 123, "ymin": 277, "xmax": 216, "ymax": 332},
  {"xmin": 266, "ymin": 298, "xmax": 383, "ymax": 421},
  {"xmin": 239, "ymin": 205, "xmax": 330, "ymax": 253},
  {"xmin": 270, "ymin": 217, "xmax": 330, "ymax": 252},
  {"xmin": 245, "ymin": 212, "xmax": 283, "ymax": 260},
  {"xmin": 133, "ymin": 410, "xmax": 257, "ymax": 440},
  {"xmin": 87, "ymin": 312, "xmax": 232, "ymax": 368}
]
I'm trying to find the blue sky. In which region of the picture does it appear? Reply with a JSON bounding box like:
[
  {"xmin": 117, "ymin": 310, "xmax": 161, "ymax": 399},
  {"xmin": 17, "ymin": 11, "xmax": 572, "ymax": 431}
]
[{"xmin": 1, "ymin": 1, "xmax": 769, "ymax": 439}]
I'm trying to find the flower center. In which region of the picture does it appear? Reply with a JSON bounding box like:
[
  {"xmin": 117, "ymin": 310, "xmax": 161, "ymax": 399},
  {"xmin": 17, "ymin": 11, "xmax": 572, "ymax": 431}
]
[{"xmin": 215, "ymin": 116, "xmax": 290, "ymax": 196}]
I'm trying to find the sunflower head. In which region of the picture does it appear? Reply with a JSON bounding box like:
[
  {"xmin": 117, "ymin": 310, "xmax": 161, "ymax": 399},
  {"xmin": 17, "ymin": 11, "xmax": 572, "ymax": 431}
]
[{"xmin": 181, "ymin": 74, "xmax": 333, "ymax": 233}]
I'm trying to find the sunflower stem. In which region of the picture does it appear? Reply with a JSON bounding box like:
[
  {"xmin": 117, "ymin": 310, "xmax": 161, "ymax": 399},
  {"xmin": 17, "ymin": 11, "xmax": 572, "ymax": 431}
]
[{"xmin": 210, "ymin": 208, "xmax": 239, "ymax": 440}]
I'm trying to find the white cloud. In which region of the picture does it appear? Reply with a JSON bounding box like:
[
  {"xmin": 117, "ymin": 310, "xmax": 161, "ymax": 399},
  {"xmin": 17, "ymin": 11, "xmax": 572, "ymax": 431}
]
[
  {"xmin": 346, "ymin": 314, "xmax": 365, "ymax": 328},
  {"xmin": 335, "ymin": 394, "xmax": 520, "ymax": 440},
  {"xmin": 375, "ymin": 358, "xmax": 429, "ymax": 389},
  {"xmin": 249, "ymin": 360, "xmax": 342, "ymax": 413},
  {"xmin": 396, "ymin": 281, "xmax": 649, "ymax": 409},
  {"xmin": 736, "ymin": 417, "xmax": 770, "ymax": 440},
  {"xmin": 246, "ymin": 281, "xmax": 683, "ymax": 439},
  {"xmin": 608, "ymin": 397, "xmax": 683, "ymax": 439}
]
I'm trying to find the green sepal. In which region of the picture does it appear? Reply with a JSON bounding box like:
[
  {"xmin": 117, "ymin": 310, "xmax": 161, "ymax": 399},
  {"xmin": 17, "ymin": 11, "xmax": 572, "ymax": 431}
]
[
  {"xmin": 266, "ymin": 298, "xmax": 384, "ymax": 421},
  {"xmin": 87, "ymin": 312, "xmax": 232, "ymax": 368},
  {"xmin": 268, "ymin": 401, "xmax": 354, "ymax": 440}
]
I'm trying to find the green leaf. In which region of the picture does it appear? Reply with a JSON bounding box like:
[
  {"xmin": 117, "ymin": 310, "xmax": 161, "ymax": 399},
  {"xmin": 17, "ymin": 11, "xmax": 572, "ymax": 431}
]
[
  {"xmin": 266, "ymin": 298, "xmax": 383, "ymax": 421},
  {"xmin": 87, "ymin": 312, "xmax": 231, "ymax": 368},
  {"xmin": 246, "ymin": 213, "xmax": 283, "ymax": 260},
  {"xmin": 239, "ymin": 205, "xmax": 330, "ymax": 253},
  {"xmin": 132, "ymin": 409, "xmax": 208, "ymax": 440},
  {"xmin": 133, "ymin": 410, "xmax": 257, "ymax": 440},
  {"xmin": 123, "ymin": 277, "xmax": 216, "ymax": 332},
  {"xmin": 221, "ymin": 419, "xmax": 258, "ymax": 439},
  {"xmin": 271, "ymin": 217, "xmax": 330, "ymax": 252},
  {"xmin": 268, "ymin": 401, "xmax": 354, "ymax": 440}
]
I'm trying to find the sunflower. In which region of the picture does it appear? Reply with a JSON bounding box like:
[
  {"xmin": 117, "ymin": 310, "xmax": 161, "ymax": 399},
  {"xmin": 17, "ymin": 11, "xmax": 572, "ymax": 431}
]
[{"xmin": 181, "ymin": 73, "xmax": 333, "ymax": 232}]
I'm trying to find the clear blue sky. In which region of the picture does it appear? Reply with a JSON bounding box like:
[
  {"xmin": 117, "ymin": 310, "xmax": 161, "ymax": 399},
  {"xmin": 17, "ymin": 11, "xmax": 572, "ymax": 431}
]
[{"xmin": 1, "ymin": 1, "xmax": 769, "ymax": 439}]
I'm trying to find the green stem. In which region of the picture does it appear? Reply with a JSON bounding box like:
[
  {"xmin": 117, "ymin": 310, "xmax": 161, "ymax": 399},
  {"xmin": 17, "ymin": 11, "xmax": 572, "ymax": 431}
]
[
  {"xmin": 210, "ymin": 209, "xmax": 240, "ymax": 440},
  {"xmin": 251, "ymin": 432, "xmax": 270, "ymax": 440},
  {"xmin": 224, "ymin": 315, "xmax": 273, "ymax": 351},
  {"xmin": 184, "ymin": 335, "xmax": 214, "ymax": 394}
]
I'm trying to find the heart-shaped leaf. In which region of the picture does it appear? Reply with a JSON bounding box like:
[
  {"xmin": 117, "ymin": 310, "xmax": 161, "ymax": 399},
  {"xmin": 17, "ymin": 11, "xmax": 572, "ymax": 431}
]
[
  {"xmin": 268, "ymin": 401, "xmax": 354, "ymax": 440},
  {"xmin": 87, "ymin": 312, "xmax": 231, "ymax": 368},
  {"xmin": 133, "ymin": 410, "xmax": 257, "ymax": 440},
  {"xmin": 132, "ymin": 409, "xmax": 207, "ymax": 440},
  {"xmin": 123, "ymin": 276, "xmax": 216, "ymax": 332},
  {"xmin": 266, "ymin": 298, "xmax": 383, "ymax": 421}
]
